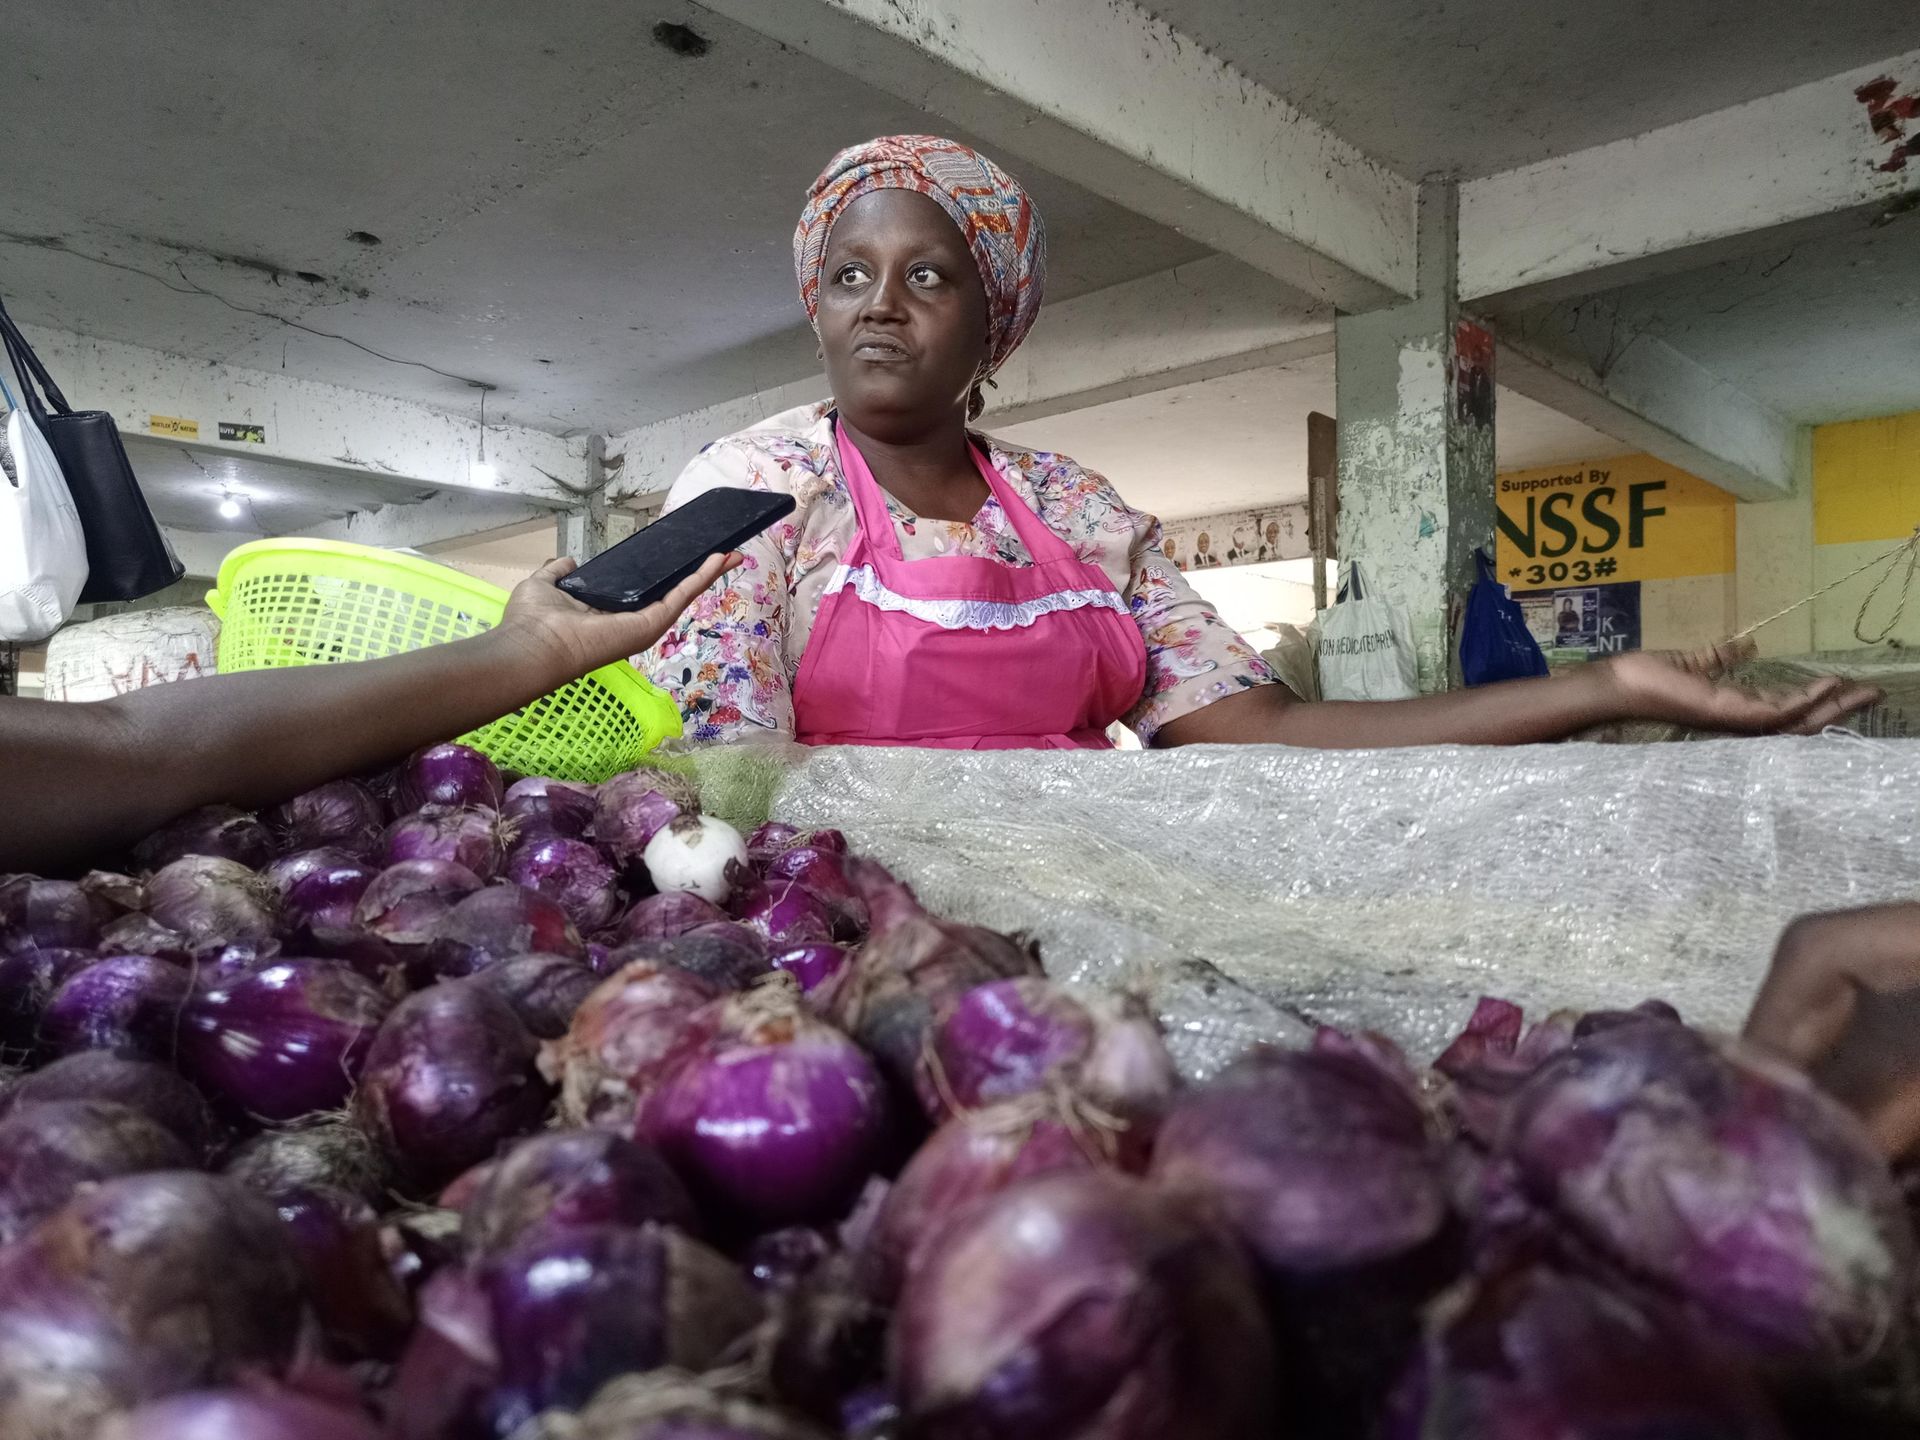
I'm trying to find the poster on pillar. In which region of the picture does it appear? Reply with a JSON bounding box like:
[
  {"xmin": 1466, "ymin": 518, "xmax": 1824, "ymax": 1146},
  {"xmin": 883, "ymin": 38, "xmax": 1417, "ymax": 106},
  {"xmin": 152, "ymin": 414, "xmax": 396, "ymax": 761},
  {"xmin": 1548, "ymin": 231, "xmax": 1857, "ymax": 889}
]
[
  {"xmin": 1157, "ymin": 502, "xmax": 1310, "ymax": 572},
  {"xmin": 1514, "ymin": 581, "xmax": 1641, "ymax": 658},
  {"xmin": 1495, "ymin": 455, "xmax": 1735, "ymax": 589}
]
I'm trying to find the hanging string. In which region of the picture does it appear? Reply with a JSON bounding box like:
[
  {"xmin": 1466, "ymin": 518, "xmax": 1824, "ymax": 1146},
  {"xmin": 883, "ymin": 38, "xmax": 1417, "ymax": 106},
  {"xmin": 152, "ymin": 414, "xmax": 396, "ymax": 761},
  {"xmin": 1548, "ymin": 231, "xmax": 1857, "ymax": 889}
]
[{"xmin": 1729, "ymin": 523, "xmax": 1920, "ymax": 647}]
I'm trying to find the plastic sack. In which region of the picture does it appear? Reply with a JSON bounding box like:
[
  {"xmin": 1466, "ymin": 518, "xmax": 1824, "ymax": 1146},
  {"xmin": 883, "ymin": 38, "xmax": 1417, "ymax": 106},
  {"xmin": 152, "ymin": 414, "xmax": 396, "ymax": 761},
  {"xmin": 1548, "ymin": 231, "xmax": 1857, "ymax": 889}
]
[
  {"xmin": 1312, "ymin": 562, "xmax": 1418, "ymax": 701},
  {"xmin": 0, "ymin": 388, "xmax": 88, "ymax": 643},
  {"xmin": 1460, "ymin": 548, "xmax": 1548, "ymax": 687},
  {"xmin": 1259, "ymin": 623, "xmax": 1320, "ymax": 702}
]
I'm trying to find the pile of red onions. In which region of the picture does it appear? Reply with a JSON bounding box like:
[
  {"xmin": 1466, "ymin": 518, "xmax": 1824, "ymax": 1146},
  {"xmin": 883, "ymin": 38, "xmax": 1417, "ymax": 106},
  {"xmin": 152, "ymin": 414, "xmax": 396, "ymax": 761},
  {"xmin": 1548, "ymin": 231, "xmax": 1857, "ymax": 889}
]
[{"xmin": 1, "ymin": 738, "xmax": 1915, "ymax": 1438}]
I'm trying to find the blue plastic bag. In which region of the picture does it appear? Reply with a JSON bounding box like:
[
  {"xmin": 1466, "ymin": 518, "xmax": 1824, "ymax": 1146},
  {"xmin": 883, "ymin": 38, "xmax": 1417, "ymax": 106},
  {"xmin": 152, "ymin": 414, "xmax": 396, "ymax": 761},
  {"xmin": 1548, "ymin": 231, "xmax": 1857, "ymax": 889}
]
[{"xmin": 1460, "ymin": 549, "xmax": 1549, "ymax": 687}]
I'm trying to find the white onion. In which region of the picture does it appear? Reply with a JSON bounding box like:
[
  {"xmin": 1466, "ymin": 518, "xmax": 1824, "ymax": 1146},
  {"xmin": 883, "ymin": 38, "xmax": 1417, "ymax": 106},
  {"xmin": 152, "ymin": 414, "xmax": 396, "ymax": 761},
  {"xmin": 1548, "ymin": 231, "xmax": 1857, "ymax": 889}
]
[{"xmin": 642, "ymin": 815, "xmax": 748, "ymax": 906}]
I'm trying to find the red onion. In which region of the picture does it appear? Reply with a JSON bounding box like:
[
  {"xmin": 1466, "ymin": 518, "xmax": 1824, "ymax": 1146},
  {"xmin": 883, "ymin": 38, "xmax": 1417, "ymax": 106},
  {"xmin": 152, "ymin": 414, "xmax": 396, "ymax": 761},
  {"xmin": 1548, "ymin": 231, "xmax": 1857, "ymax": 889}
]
[
  {"xmin": 146, "ymin": 855, "xmax": 278, "ymax": 947},
  {"xmin": 733, "ymin": 878, "xmax": 835, "ymax": 948},
  {"xmin": 1434, "ymin": 996, "xmax": 1578, "ymax": 1146},
  {"xmin": 280, "ymin": 856, "xmax": 380, "ymax": 934},
  {"xmin": 398, "ymin": 742, "xmax": 504, "ymax": 812},
  {"xmin": 1151, "ymin": 1045, "xmax": 1447, "ymax": 1276},
  {"xmin": 607, "ymin": 890, "xmax": 729, "ymax": 945},
  {"xmin": 894, "ymin": 1171, "xmax": 1276, "ymax": 1440},
  {"xmin": 504, "ymin": 834, "xmax": 620, "ymax": 933},
  {"xmin": 482, "ymin": 1222, "xmax": 763, "ymax": 1433},
  {"xmin": 179, "ymin": 957, "xmax": 393, "ymax": 1121},
  {"xmin": 354, "ymin": 857, "xmax": 484, "ymax": 945},
  {"xmin": 355, "ymin": 979, "xmax": 553, "ymax": 1193},
  {"xmin": 874, "ymin": 1101, "xmax": 1117, "ymax": 1294},
  {"xmin": 594, "ymin": 770, "xmax": 697, "ymax": 868},
  {"xmin": 1390, "ymin": 1261, "xmax": 1785, "ymax": 1440},
  {"xmin": 770, "ymin": 943, "xmax": 850, "ymax": 997},
  {"xmin": 609, "ymin": 924, "xmax": 770, "ymax": 992},
  {"xmin": 763, "ymin": 844, "xmax": 868, "ymax": 939},
  {"xmin": 386, "ymin": 1267, "xmax": 500, "ymax": 1440},
  {"xmin": 265, "ymin": 778, "xmax": 387, "ymax": 860},
  {"xmin": 2, "ymin": 1050, "xmax": 217, "ymax": 1156},
  {"xmin": 95, "ymin": 1388, "xmax": 383, "ymax": 1440},
  {"xmin": 382, "ymin": 804, "xmax": 509, "ymax": 880},
  {"xmin": 0, "ymin": 1171, "xmax": 304, "ymax": 1440},
  {"xmin": 0, "ymin": 1099, "xmax": 195, "ymax": 1243},
  {"xmin": 746, "ymin": 820, "xmax": 805, "ymax": 865},
  {"xmin": 38, "ymin": 953, "xmax": 191, "ymax": 1060},
  {"xmin": 0, "ymin": 873, "xmax": 110, "ymax": 953},
  {"xmin": 133, "ymin": 804, "xmax": 275, "ymax": 872},
  {"xmin": 502, "ymin": 776, "xmax": 598, "ymax": 840},
  {"xmin": 460, "ymin": 1129, "xmax": 696, "ymax": 1259},
  {"xmin": 544, "ymin": 959, "xmax": 723, "ymax": 1128},
  {"xmin": 0, "ymin": 947, "xmax": 94, "ymax": 1051},
  {"xmin": 221, "ymin": 1115, "xmax": 389, "ymax": 1205},
  {"xmin": 429, "ymin": 882, "xmax": 586, "ymax": 978},
  {"xmin": 637, "ymin": 980, "xmax": 890, "ymax": 1229},
  {"xmin": 263, "ymin": 845, "xmax": 362, "ymax": 897},
  {"xmin": 832, "ymin": 860, "xmax": 1042, "ymax": 1090},
  {"xmin": 275, "ymin": 1184, "xmax": 413, "ymax": 1358},
  {"xmin": 913, "ymin": 977, "xmax": 1092, "ymax": 1120},
  {"xmin": 469, "ymin": 951, "xmax": 601, "ymax": 1039}
]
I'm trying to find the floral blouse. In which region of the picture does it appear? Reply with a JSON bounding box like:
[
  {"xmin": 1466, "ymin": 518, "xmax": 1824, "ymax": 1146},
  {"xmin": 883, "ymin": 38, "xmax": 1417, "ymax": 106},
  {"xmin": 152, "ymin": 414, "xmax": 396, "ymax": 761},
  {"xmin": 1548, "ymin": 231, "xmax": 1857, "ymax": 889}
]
[{"xmin": 642, "ymin": 402, "xmax": 1275, "ymax": 745}]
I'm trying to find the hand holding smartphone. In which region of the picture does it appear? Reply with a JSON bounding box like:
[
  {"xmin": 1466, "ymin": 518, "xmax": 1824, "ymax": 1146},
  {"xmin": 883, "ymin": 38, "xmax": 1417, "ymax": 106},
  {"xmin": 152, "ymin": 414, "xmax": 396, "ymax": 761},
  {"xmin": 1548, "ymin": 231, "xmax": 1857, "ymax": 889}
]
[{"xmin": 557, "ymin": 488, "xmax": 796, "ymax": 612}]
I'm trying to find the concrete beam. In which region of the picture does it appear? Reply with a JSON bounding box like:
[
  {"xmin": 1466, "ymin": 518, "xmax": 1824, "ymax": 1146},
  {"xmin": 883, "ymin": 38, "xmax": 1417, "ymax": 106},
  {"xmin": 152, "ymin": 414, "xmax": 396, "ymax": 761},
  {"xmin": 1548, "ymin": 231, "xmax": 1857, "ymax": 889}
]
[
  {"xmin": 303, "ymin": 491, "xmax": 558, "ymax": 551},
  {"xmin": 1492, "ymin": 301, "xmax": 1799, "ymax": 503},
  {"xmin": 695, "ymin": 0, "xmax": 1416, "ymax": 309},
  {"xmin": 162, "ymin": 528, "xmax": 239, "ymax": 581},
  {"xmin": 1462, "ymin": 49, "xmax": 1920, "ymax": 306},
  {"xmin": 18, "ymin": 323, "xmax": 590, "ymax": 503},
  {"xmin": 606, "ymin": 257, "xmax": 1334, "ymax": 500}
]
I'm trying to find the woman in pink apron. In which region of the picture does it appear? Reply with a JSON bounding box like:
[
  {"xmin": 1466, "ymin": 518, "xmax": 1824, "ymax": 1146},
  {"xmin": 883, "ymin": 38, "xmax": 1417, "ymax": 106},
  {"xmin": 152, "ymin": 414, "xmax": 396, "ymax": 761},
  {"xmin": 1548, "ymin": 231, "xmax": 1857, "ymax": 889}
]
[{"xmin": 646, "ymin": 137, "xmax": 1876, "ymax": 750}]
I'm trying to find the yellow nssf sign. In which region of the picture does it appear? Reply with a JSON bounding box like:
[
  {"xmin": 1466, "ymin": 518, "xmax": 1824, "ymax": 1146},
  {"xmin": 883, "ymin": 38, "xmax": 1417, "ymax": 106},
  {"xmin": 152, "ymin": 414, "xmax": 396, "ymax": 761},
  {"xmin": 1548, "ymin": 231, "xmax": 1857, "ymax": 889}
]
[{"xmin": 1495, "ymin": 454, "xmax": 1735, "ymax": 588}]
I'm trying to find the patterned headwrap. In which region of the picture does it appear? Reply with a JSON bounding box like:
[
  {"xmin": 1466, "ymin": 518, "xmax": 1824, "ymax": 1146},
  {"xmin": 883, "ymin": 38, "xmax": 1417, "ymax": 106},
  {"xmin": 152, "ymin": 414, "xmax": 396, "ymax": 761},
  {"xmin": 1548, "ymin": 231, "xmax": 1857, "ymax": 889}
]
[{"xmin": 794, "ymin": 135, "xmax": 1048, "ymax": 379}]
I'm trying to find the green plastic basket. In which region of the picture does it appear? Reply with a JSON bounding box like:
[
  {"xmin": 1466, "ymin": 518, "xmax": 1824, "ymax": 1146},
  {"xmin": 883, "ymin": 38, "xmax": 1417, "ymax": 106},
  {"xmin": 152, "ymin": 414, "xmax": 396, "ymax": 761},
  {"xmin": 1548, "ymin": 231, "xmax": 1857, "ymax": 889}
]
[{"xmin": 207, "ymin": 538, "xmax": 681, "ymax": 784}]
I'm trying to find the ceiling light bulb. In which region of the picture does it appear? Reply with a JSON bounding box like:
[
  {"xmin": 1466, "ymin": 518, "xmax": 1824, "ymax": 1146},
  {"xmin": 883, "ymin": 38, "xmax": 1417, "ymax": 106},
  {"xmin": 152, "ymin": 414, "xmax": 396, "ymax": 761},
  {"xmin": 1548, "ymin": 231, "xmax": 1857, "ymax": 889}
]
[
  {"xmin": 218, "ymin": 496, "xmax": 243, "ymax": 519},
  {"xmin": 472, "ymin": 461, "xmax": 498, "ymax": 485}
]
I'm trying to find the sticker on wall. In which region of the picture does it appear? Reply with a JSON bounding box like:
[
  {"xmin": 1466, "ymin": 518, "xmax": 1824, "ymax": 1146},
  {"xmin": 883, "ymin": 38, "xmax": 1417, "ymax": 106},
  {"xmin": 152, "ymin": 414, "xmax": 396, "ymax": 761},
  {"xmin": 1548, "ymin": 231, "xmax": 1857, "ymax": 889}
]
[
  {"xmin": 1158, "ymin": 502, "xmax": 1310, "ymax": 572},
  {"xmin": 1453, "ymin": 319, "xmax": 1495, "ymax": 429},
  {"xmin": 1496, "ymin": 454, "xmax": 1735, "ymax": 586},
  {"xmin": 1514, "ymin": 581, "xmax": 1641, "ymax": 658},
  {"xmin": 218, "ymin": 422, "xmax": 266, "ymax": 444},
  {"xmin": 148, "ymin": 415, "xmax": 199, "ymax": 439}
]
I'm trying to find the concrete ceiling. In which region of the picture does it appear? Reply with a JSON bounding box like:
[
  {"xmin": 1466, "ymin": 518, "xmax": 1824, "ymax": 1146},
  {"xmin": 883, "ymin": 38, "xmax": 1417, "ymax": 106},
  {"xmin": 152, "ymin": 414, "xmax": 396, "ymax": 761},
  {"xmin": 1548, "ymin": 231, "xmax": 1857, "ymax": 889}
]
[
  {"xmin": 1148, "ymin": 0, "xmax": 1920, "ymax": 178},
  {"xmin": 122, "ymin": 436, "xmax": 437, "ymax": 535},
  {"xmin": 0, "ymin": 1, "xmax": 1203, "ymax": 437}
]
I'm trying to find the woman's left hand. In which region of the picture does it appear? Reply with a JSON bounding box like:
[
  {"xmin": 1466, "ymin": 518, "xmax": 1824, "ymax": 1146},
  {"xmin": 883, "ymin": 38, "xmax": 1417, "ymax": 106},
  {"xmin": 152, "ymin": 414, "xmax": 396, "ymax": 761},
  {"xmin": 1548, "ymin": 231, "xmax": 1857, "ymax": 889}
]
[{"xmin": 1594, "ymin": 639, "xmax": 1882, "ymax": 735}]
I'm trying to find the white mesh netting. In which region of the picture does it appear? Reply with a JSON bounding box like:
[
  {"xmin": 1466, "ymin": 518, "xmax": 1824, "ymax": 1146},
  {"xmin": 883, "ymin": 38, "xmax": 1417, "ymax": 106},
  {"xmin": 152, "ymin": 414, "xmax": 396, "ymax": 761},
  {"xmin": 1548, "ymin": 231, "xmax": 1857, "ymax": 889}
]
[{"xmin": 750, "ymin": 735, "xmax": 1920, "ymax": 1078}]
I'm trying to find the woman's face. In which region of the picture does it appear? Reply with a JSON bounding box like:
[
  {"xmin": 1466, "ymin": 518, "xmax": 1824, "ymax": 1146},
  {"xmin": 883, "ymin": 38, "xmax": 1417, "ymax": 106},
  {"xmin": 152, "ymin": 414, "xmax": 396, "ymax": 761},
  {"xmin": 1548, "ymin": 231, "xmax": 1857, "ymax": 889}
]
[{"xmin": 817, "ymin": 190, "xmax": 991, "ymax": 441}]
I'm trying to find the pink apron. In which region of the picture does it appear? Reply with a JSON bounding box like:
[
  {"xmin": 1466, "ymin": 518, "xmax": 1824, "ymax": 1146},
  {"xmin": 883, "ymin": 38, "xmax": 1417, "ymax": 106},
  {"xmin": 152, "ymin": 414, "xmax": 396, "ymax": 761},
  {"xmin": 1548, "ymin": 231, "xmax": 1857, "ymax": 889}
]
[{"xmin": 791, "ymin": 426, "xmax": 1147, "ymax": 750}]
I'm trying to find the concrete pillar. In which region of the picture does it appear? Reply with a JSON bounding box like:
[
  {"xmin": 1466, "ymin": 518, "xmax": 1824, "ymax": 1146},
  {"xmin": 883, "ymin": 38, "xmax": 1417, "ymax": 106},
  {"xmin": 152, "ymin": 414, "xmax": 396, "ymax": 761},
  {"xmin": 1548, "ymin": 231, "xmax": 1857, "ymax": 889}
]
[
  {"xmin": 556, "ymin": 436, "xmax": 613, "ymax": 562},
  {"xmin": 1334, "ymin": 180, "xmax": 1498, "ymax": 691}
]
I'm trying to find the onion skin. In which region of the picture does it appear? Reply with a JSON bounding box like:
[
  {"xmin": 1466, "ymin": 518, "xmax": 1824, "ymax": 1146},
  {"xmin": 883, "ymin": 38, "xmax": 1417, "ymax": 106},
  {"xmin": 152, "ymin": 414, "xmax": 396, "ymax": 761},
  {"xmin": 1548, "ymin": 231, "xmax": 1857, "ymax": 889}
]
[
  {"xmin": 179, "ymin": 957, "xmax": 393, "ymax": 1122},
  {"xmin": 1, "ymin": 1051, "xmax": 217, "ymax": 1156},
  {"xmin": 543, "ymin": 960, "xmax": 722, "ymax": 1128},
  {"xmin": 37, "ymin": 953, "xmax": 192, "ymax": 1061},
  {"xmin": 274, "ymin": 1185, "xmax": 414, "ymax": 1358},
  {"xmin": 894, "ymin": 1171, "xmax": 1276, "ymax": 1440},
  {"xmin": 354, "ymin": 858, "xmax": 484, "ymax": 946},
  {"xmin": 264, "ymin": 846, "xmax": 363, "ymax": 897},
  {"xmin": 762, "ymin": 845, "xmax": 868, "ymax": 939},
  {"xmin": 1498, "ymin": 1013, "xmax": 1915, "ymax": 1369},
  {"xmin": 594, "ymin": 772, "xmax": 696, "ymax": 868},
  {"xmin": 221, "ymin": 1115, "xmax": 390, "ymax": 1206},
  {"xmin": 505, "ymin": 834, "xmax": 621, "ymax": 933},
  {"xmin": 606, "ymin": 891, "xmax": 728, "ymax": 947},
  {"xmin": 355, "ymin": 980, "xmax": 554, "ymax": 1193},
  {"xmin": 0, "ymin": 1098, "xmax": 194, "ymax": 1243},
  {"xmin": 460, "ymin": 1129, "xmax": 697, "ymax": 1260},
  {"xmin": 0, "ymin": 1171, "xmax": 305, "ymax": 1440},
  {"xmin": 1389, "ymin": 1261, "xmax": 1786, "ymax": 1440},
  {"xmin": 512, "ymin": 1372, "xmax": 834, "ymax": 1439},
  {"xmin": 610, "ymin": 924, "xmax": 769, "ymax": 991},
  {"xmin": 732, "ymin": 879, "xmax": 835, "ymax": 949},
  {"xmin": 428, "ymin": 883, "xmax": 586, "ymax": 979},
  {"xmin": 383, "ymin": 805, "xmax": 509, "ymax": 882},
  {"xmin": 95, "ymin": 1388, "xmax": 384, "ymax": 1440},
  {"xmin": 1433, "ymin": 996, "xmax": 1579, "ymax": 1147},
  {"xmin": 398, "ymin": 742, "xmax": 504, "ymax": 812},
  {"xmin": 280, "ymin": 857, "xmax": 380, "ymax": 935},
  {"xmin": 265, "ymin": 778, "xmax": 388, "ymax": 860},
  {"xmin": 915, "ymin": 977, "xmax": 1095, "ymax": 1121},
  {"xmin": 133, "ymin": 804, "xmax": 275, "ymax": 872},
  {"xmin": 383, "ymin": 1266, "xmax": 500, "ymax": 1440},
  {"xmin": 636, "ymin": 986, "xmax": 890, "ymax": 1230},
  {"xmin": 468, "ymin": 952, "xmax": 601, "ymax": 1039},
  {"xmin": 0, "ymin": 947, "xmax": 94, "ymax": 1051},
  {"xmin": 97, "ymin": 912, "xmax": 192, "ymax": 962},
  {"xmin": 145, "ymin": 855, "xmax": 278, "ymax": 947},
  {"xmin": 1150, "ymin": 1045, "xmax": 1448, "ymax": 1277},
  {"xmin": 0, "ymin": 874, "xmax": 110, "ymax": 954},
  {"xmin": 482, "ymin": 1222, "xmax": 764, "ymax": 1433},
  {"xmin": 502, "ymin": 776, "xmax": 598, "ymax": 841}
]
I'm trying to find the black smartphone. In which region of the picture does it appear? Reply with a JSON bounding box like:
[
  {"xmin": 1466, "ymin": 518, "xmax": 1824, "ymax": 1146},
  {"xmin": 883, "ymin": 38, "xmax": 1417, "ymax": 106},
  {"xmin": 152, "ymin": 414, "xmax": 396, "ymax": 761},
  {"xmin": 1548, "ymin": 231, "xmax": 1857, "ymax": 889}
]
[{"xmin": 556, "ymin": 488, "xmax": 796, "ymax": 612}]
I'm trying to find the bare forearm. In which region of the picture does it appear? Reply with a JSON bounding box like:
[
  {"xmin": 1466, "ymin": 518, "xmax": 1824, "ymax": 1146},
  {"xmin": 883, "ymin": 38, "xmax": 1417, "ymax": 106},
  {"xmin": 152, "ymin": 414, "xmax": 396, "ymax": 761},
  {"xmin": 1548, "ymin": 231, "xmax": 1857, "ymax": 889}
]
[
  {"xmin": 2, "ymin": 628, "xmax": 564, "ymax": 874},
  {"xmin": 1155, "ymin": 669, "xmax": 1624, "ymax": 749}
]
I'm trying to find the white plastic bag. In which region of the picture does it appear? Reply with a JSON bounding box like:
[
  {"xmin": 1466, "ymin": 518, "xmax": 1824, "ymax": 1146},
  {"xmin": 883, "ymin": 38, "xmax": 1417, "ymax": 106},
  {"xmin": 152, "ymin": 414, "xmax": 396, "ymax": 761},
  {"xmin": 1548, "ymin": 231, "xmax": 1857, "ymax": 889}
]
[
  {"xmin": 0, "ymin": 381, "xmax": 88, "ymax": 643},
  {"xmin": 1311, "ymin": 561, "xmax": 1418, "ymax": 701}
]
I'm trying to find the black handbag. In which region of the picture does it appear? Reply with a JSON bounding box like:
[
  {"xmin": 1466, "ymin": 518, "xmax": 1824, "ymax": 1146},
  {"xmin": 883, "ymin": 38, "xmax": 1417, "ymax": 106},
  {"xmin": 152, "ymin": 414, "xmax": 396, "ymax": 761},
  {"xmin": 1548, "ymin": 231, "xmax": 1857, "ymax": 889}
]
[{"xmin": 0, "ymin": 295, "xmax": 183, "ymax": 602}]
